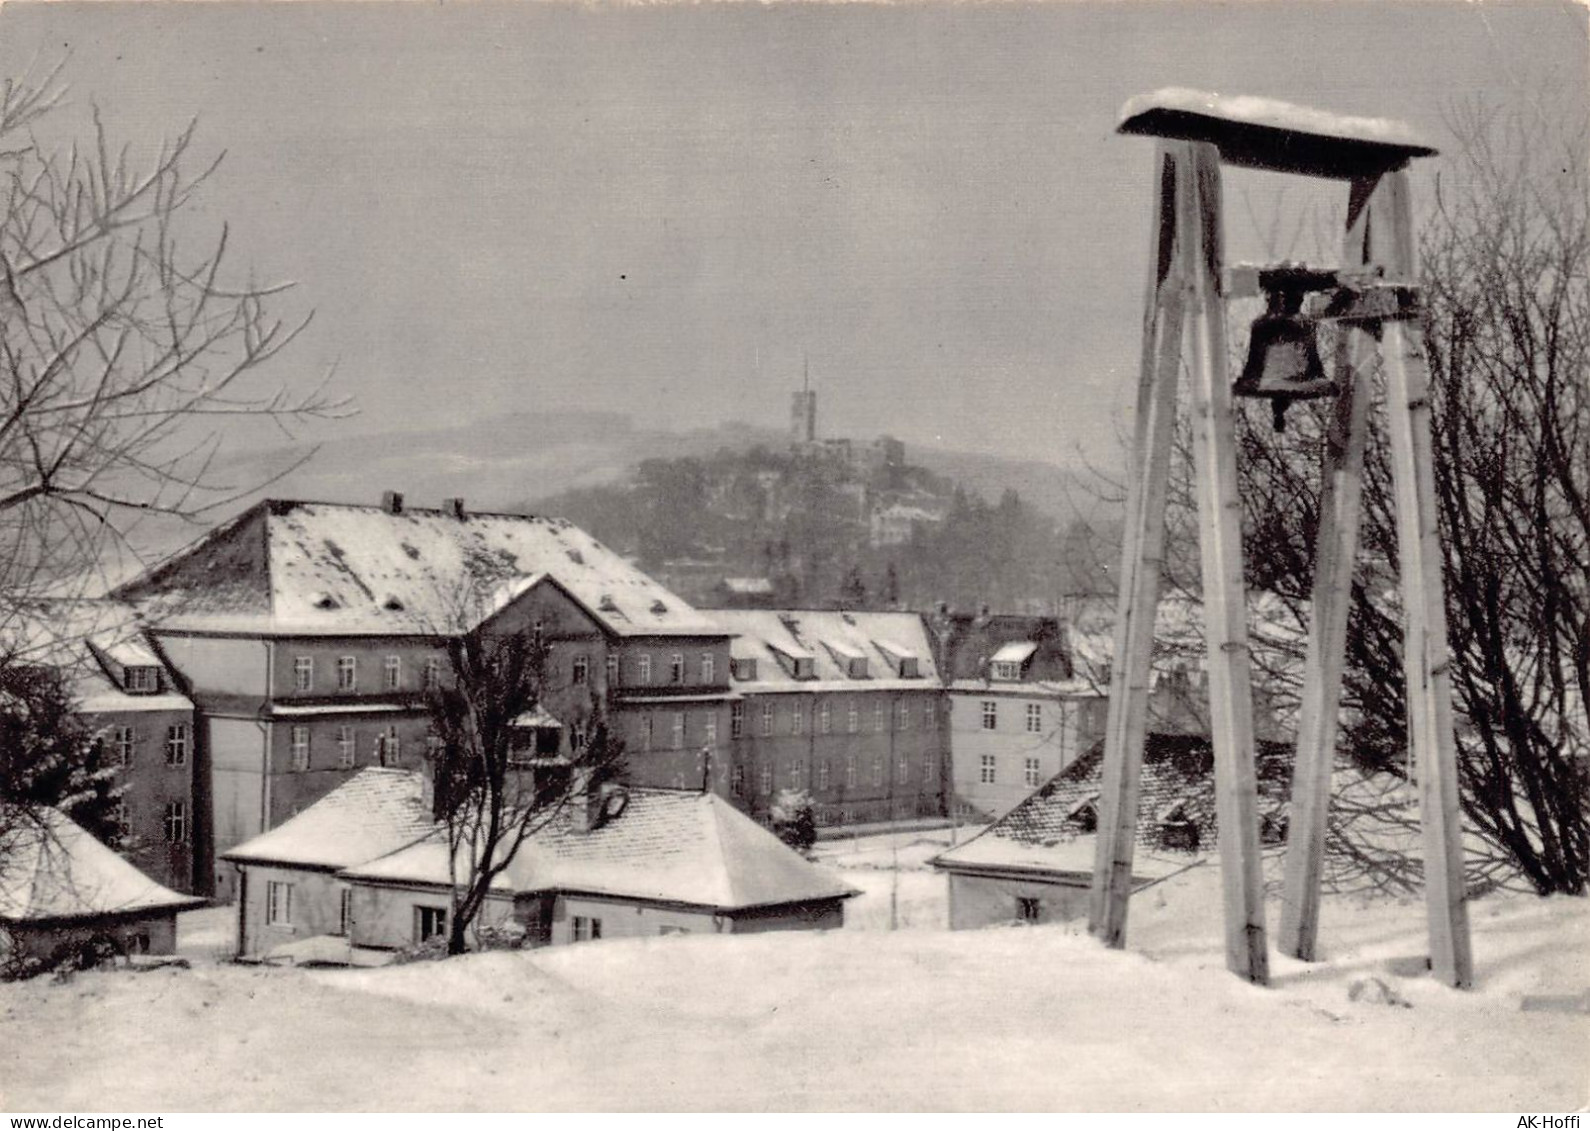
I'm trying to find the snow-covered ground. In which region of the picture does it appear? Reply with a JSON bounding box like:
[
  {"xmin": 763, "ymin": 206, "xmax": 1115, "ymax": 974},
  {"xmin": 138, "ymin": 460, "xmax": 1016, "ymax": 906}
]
[{"xmin": 2, "ymin": 837, "xmax": 1585, "ymax": 1112}]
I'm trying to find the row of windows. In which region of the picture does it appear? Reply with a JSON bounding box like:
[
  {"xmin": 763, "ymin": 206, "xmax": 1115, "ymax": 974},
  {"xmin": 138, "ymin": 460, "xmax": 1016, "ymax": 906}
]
[
  {"xmin": 729, "ymin": 698, "xmax": 936, "ymax": 739},
  {"xmin": 292, "ymin": 654, "xmax": 443, "ymax": 694},
  {"xmin": 978, "ymin": 754, "xmax": 1045, "ymax": 787},
  {"xmin": 614, "ymin": 651, "xmax": 718, "ymax": 688},
  {"xmin": 729, "ymin": 751, "xmax": 938, "ymax": 797},
  {"xmin": 110, "ymin": 724, "xmax": 190, "ymax": 768},
  {"xmin": 288, "ymin": 725, "xmax": 431, "ymax": 772},
  {"xmin": 980, "ymin": 701, "xmax": 1045, "ymax": 733}
]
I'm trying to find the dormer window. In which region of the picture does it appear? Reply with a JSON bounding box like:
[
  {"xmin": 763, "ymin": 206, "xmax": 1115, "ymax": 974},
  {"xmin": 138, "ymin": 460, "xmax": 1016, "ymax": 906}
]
[
  {"xmin": 846, "ymin": 657, "xmax": 869, "ymax": 679},
  {"xmin": 124, "ymin": 666, "xmax": 161, "ymax": 694},
  {"xmin": 992, "ymin": 661, "xmax": 1021, "ymax": 681},
  {"xmin": 731, "ymin": 657, "xmax": 758, "ymax": 681},
  {"xmin": 898, "ymin": 657, "xmax": 920, "ymax": 678},
  {"xmin": 792, "ymin": 657, "xmax": 815, "ymax": 680},
  {"xmin": 311, "ymin": 592, "xmax": 339, "ymax": 611},
  {"xmin": 990, "ymin": 642, "xmax": 1038, "ymax": 681}
]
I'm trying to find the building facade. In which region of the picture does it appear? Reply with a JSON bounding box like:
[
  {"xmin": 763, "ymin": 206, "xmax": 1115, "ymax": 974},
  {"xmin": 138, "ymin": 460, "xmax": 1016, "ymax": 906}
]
[
  {"xmin": 711, "ymin": 609, "xmax": 949, "ymax": 826},
  {"xmin": 116, "ymin": 496, "xmax": 735, "ymax": 900}
]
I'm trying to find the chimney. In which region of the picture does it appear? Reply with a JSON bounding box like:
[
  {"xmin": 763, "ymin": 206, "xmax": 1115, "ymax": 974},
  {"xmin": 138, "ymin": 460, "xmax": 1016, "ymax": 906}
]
[
  {"xmin": 571, "ymin": 769, "xmax": 599, "ymax": 833},
  {"xmin": 382, "ymin": 490, "xmax": 405, "ymax": 515},
  {"xmin": 419, "ymin": 755, "xmax": 438, "ymax": 820},
  {"xmin": 447, "ymin": 497, "xmax": 468, "ymax": 520}
]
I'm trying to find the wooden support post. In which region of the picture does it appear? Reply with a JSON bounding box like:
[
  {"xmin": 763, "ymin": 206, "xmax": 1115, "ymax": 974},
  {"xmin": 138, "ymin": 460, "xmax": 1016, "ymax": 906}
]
[
  {"xmin": 1089, "ymin": 143, "xmax": 1186, "ymax": 946},
  {"xmin": 1182, "ymin": 141, "xmax": 1268, "ymax": 985},
  {"xmin": 1376, "ymin": 171, "xmax": 1474, "ymax": 990},
  {"xmin": 1277, "ymin": 175, "xmax": 1381, "ymax": 960}
]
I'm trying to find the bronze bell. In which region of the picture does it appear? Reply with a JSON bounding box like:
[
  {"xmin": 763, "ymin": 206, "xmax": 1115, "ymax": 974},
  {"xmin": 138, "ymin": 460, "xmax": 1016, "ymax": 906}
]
[{"xmin": 1234, "ymin": 266, "xmax": 1338, "ymax": 431}]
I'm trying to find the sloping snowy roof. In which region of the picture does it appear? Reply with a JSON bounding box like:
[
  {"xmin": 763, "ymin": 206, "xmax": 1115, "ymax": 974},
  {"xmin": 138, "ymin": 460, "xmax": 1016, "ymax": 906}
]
[
  {"xmin": 991, "ymin": 641, "xmax": 1039, "ymax": 666},
  {"xmin": 0, "ymin": 808, "xmax": 203, "ymax": 922},
  {"xmin": 714, "ymin": 609, "xmax": 941, "ymax": 692},
  {"xmin": 340, "ymin": 785, "xmax": 857, "ymax": 912},
  {"xmin": 0, "ymin": 598, "xmax": 192, "ymax": 715},
  {"xmin": 119, "ymin": 499, "xmax": 723, "ymax": 639},
  {"xmin": 935, "ymin": 733, "xmax": 1292, "ymax": 878},
  {"xmin": 220, "ymin": 767, "xmax": 436, "ymax": 871}
]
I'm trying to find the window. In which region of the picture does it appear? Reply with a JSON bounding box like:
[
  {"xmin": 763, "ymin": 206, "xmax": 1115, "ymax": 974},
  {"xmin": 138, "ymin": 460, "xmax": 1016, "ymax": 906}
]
[
  {"xmin": 291, "ymin": 725, "xmax": 310, "ymax": 771},
  {"xmin": 898, "ymin": 701, "xmax": 910, "ymax": 730},
  {"xmin": 817, "ymin": 760, "xmax": 830, "ymax": 790},
  {"xmin": 760, "ymin": 763, "xmax": 773, "ymax": 795},
  {"xmin": 730, "ymin": 702, "xmax": 745, "ymax": 738},
  {"xmin": 111, "ymin": 800, "xmax": 130, "ymax": 839},
  {"xmin": 981, "ymin": 701, "xmax": 998, "ymax": 730},
  {"xmin": 571, "ymin": 915, "xmax": 602, "ymax": 942},
  {"xmin": 731, "ymin": 764, "xmax": 745, "ymax": 796},
  {"xmin": 869, "ymin": 703, "xmax": 881, "ymax": 732},
  {"xmin": 338, "ymin": 888, "xmax": 353, "ymax": 937},
  {"xmin": 426, "ymin": 733, "xmax": 444, "ymax": 760},
  {"xmin": 570, "ymin": 723, "xmax": 586, "ymax": 752},
  {"xmin": 124, "ymin": 666, "xmax": 159, "ymax": 693},
  {"xmin": 845, "ymin": 756, "xmax": 857, "ymax": 788},
  {"xmin": 1027, "ymin": 703, "xmax": 1043, "ymax": 733},
  {"xmin": 898, "ymin": 754, "xmax": 909, "ymax": 784},
  {"xmin": 162, "ymin": 800, "xmax": 187, "ymax": 844},
  {"xmin": 791, "ymin": 704, "xmax": 803, "ymax": 735},
  {"xmin": 294, "ymin": 656, "xmax": 314, "ymax": 692},
  {"xmin": 379, "ymin": 726, "xmax": 400, "ymax": 766},
  {"xmin": 671, "ymin": 712, "xmax": 685, "ymax": 750},
  {"xmin": 1016, "ymin": 896, "xmax": 1041, "ymax": 923},
  {"xmin": 980, "ymin": 754, "xmax": 996, "ymax": 784},
  {"xmin": 415, "ymin": 906, "xmax": 447, "ymax": 944},
  {"xmin": 424, "ymin": 656, "xmax": 442, "ymax": 691},
  {"xmin": 1025, "ymin": 758, "xmax": 1042, "ymax": 787},
  {"xmin": 820, "ymin": 702, "xmax": 831, "ymax": 734},
  {"xmin": 993, "ymin": 661, "xmax": 1021, "ymax": 681},
  {"xmin": 847, "ymin": 703, "xmax": 858, "ymax": 734},
  {"xmin": 923, "ymin": 700, "xmax": 935, "ymax": 726},
  {"xmin": 638, "ymin": 654, "xmax": 652, "ymax": 685},
  {"xmin": 639, "ymin": 715, "xmax": 653, "ymax": 752},
  {"xmin": 670, "ymin": 653, "xmax": 684, "ymax": 684},
  {"xmin": 265, "ymin": 880, "xmax": 292, "ymax": 926},
  {"xmin": 383, "ymin": 655, "xmax": 401, "ymax": 691},
  {"xmin": 605, "ymin": 654, "xmax": 619, "ymax": 687},
  {"xmin": 115, "ymin": 726, "xmax": 136, "ymax": 768},
  {"xmin": 337, "ymin": 656, "xmax": 357, "ymax": 692},
  {"xmin": 704, "ymin": 716, "xmax": 717, "ymax": 749},
  {"xmin": 761, "ymin": 702, "xmax": 774, "ymax": 737},
  {"xmin": 789, "ymin": 760, "xmax": 805, "ymax": 789},
  {"xmin": 572, "ymin": 655, "xmax": 589, "ymax": 686},
  {"xmin": 701, "ymin": 653, "xmax": 714, "ymax": 683},
  {"xmin": 165, "ymin": 724, "xmax": 188, "ymax": 767},
  {"xmin": 871, "ymin": 756, "xmax": 884, "ymax": 788}
]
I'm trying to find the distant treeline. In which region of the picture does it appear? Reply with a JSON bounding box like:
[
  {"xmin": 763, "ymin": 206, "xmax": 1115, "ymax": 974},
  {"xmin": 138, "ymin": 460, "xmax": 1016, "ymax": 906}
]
[{"xmin": 525, "ymin": 445, "xmax": 1118, "ymax": 612}]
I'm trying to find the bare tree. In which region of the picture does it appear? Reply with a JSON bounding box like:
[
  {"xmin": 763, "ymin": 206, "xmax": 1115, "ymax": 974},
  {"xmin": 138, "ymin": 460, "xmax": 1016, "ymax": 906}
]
[
  {"xmin": 0, "ymin": 61, "xmax": 347, "ymax": 604},
  {"xmin": 427, "ymin": 625, "xmax": 626, "ymax": 955}
]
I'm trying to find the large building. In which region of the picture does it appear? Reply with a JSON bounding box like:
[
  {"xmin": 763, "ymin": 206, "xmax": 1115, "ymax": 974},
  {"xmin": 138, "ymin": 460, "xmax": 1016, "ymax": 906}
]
[
  {"xmin": 114, "ymin": 495, "xmax": 735, "ymax": 899},
  {"xmin": 931, "ymin": 610, "xmax": 1106, "ymax": 820},
  {"xmin": 3, "ymin": 599, "xmax": 197, "ymax": 893},
  {"xmin": 711, "ymin": 608, "xmax": 949, "ymax": 826}
]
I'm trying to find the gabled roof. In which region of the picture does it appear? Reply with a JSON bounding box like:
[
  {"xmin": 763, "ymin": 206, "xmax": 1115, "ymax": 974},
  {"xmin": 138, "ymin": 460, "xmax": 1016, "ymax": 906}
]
[
  {"xmin": 934, "ymin": 733, "xmax": 1292, "ymax": 879},
  {"xmin": 285, "ymin": 775, "xmax": 856, "ymax": 912},
  {"xmin": 714, "ymin": 609, "xmax": 940, "ymax": 692},
  {"xmin": 930, "ymin": 611, "xmax": 1073, "ymax": 685},
  {"xmin": 115, "ymin": 499, "xmax": 723, "ymax": 639},
  {"xmin": 0, "ymin": 808, "xmax": 203, "ymax": 922},
  {"xmin": 220, "ymin": 767, "xmax": 436, "ymax": 871},
  {"xmin": 0, "ymin": 598, "xmax": 192, "ymax": 715}
]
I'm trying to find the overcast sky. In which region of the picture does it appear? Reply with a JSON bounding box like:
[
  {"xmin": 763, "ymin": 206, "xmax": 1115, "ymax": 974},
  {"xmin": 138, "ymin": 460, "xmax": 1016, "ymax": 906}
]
[{"xmin": 0, "ymin": 0, "xmax": 1583, "ymax": 469}]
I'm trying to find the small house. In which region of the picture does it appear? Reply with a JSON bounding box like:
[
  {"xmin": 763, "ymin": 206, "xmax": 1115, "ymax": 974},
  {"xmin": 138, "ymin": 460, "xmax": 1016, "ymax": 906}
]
[
  {"xmin": 932, "ymin": 733, "xmax": 1291, "ymax": 928},
  {"xmin": 223, "ymin": 768, "xmax": 858, "ymax": 961},
  {"xmin": 0, "ymin": 807, "xmax": 205, "ymax": 968}
]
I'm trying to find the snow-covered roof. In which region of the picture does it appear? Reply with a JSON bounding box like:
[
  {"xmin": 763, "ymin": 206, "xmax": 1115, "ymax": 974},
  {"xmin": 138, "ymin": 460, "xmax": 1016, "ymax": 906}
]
[
  {"xmin": 118, "ymin": 499, "xmax": 724, "ymax": 639},
  {"xmin": 935, "ymin": 733, "xmax": 1293, "ymax": 879},
  {"xmin": 0, "ymin": 807, "xmax": 203, "ymax": 922},
  {"xmin": 221, "ymin": 767, "xmax": 436, "ymax": 871},
  {"xmin": 990, "ymin": 641, "xmax": 1039, "ymax": 666},
  {"xmin": 333, "ymin": 782, "xmax": 858, "ymax": 912},
  {"xmin": 714, "ymin": 609, "xmax": 941, "ymax": 692},
  {"xmin": 0, "ymin": 598, "xmax": 192, "ymax": 715}
]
